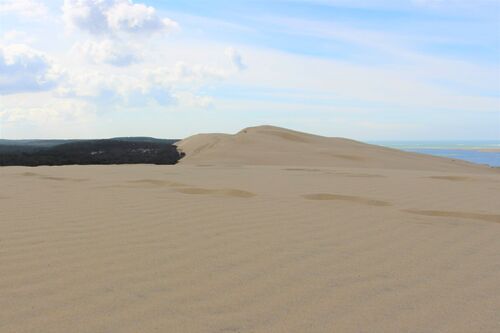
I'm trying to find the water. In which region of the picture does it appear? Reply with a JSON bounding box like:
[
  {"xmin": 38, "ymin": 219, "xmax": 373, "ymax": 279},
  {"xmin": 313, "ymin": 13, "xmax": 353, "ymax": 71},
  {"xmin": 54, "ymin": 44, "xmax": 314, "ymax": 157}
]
[{"xmin": 370, "ymin": 141, "xmax": 500, "ymax": 167}]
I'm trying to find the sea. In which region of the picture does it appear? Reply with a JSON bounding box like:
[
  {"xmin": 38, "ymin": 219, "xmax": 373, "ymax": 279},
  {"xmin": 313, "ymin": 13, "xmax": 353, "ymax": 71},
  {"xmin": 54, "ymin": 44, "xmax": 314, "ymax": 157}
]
[{"xmin": 370, "ymin": 141, "xmax": 500, "ymax": 167}]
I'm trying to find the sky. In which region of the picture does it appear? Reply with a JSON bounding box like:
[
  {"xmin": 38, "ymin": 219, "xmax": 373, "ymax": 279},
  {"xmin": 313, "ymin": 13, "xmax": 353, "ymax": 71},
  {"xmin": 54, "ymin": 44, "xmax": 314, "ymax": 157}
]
[{"xmin": 0, "ymin": 0, "xmax": 499, "ymax": 140}]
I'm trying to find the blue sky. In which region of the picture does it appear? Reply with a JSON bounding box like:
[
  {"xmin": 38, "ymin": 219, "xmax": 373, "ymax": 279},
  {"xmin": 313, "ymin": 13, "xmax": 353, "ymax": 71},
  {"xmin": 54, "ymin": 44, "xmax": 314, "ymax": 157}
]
[{"xmin": 0, "ymin": 0, "xmax": 499, "ymax": 140}]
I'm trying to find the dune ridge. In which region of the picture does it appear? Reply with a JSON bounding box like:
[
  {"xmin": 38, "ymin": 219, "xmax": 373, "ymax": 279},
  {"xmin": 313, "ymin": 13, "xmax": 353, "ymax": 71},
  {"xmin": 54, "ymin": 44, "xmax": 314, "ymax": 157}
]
[{"xmin": 177, "ymin": 125, "xmax": 493, "ymax": 172}]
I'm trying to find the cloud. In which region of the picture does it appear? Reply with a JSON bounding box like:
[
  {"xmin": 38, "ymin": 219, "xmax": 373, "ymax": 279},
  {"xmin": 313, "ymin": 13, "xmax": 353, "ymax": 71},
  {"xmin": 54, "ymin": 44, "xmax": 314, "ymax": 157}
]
[
  {"xmin": 73, "ymin": 39, "xmax": 140, "ymax": 66},
  {"xmin": 2, "ymin": 30, "xmax": 34, "ymax": 44},
  {"xmin": 174, "ymin": 91, "xmax": 214, "ymax": 109},
  {"xmin": 0, "ymin": 97, "xmax": 94, "ymax": 124},
  {"xmin": 62, "ymin": 0, "xmax": 178, "ymax": 35},
  {"xmin": 56, "ymin": 70, "xmax": 128, "ymax": 100},
  {"xmin": 148, "ymin": 62, "xmax": 228, "ymax": 86},
  {"xmin": 106, "ymin": 1, "xmax": 178, "ymax": 34},
  {"xmin": 63, "ymin": 1, "xmax": 178, "ymax": 66},
  {"xmin": 0, "ymin": 94, "xmax": 97, "ymax": 138},
  {"xmin": 56, "ymin": 60, "xmax": 229, "ymax": 109},
  {"xmin": 0, "ymin": 44, "xmax": 62, "ymax": 95},
  {"xmin": 225, "ymin": 47, "xmax": 247, "ymax": 71},
  {"xmin": 0, "ymin": 0, "xmax": 48, "ymax": 18},
  {"xmin": 56, "ymin": 69, "xmax": 172, "ymax": 107}
]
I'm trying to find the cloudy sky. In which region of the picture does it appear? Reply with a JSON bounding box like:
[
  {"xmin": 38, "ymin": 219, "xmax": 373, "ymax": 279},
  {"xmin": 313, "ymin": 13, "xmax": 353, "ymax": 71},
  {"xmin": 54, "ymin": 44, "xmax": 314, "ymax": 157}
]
[{"xmin": 0, "ymin": 0, "xmax": 499, "ymax": 140}]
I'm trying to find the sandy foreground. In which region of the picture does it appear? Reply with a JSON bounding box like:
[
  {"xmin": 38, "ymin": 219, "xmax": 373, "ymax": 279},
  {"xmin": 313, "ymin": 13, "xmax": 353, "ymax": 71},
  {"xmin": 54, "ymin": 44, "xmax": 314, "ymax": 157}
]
[{"xmin": 1, "ymin": 126, "xmax": 500, "ymax": 332}]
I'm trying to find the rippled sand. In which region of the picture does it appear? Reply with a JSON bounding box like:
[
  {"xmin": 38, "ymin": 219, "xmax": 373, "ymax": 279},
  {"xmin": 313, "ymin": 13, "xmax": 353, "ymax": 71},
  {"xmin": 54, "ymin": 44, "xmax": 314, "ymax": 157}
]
[{"xmin": 1, "ymin": 126, "xmax": 499, "ymax": 332}]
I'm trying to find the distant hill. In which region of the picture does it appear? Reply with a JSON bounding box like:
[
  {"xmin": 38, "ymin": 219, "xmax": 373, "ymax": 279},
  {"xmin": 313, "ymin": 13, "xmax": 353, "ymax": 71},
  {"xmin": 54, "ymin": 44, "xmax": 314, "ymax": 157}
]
[{"xmin": 0, "ymin": 138, "xmax": 183, "ymax": 166}]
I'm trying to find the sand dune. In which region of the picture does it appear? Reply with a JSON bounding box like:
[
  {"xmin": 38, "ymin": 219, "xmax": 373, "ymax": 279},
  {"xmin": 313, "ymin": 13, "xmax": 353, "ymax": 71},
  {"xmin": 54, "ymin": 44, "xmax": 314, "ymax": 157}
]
[
  {"xmin": 177, "ymin": 125, "xmax": 493, "ymax": 172},
  {"xmin": 1, "ymin": 126, "xmax": 499, "ymax": 332}
]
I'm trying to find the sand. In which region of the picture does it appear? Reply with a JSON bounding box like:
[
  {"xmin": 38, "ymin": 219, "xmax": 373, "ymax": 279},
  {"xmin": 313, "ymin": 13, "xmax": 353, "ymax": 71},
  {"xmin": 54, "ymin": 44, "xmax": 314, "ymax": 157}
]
[
  {"xmin": 1, "ymin": 126, "xmax": 499, "ymax": 332},
  {"xmin": 176, "ymin": 125, "xmax": 489, "ymax": 172}
]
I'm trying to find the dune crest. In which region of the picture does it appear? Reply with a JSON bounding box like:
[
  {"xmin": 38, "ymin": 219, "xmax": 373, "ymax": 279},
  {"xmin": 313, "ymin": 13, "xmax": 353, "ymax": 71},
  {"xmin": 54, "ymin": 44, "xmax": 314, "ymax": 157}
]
[{"xmin": 177, "ymin": 125, "xmax": 492, "ymax": 172}]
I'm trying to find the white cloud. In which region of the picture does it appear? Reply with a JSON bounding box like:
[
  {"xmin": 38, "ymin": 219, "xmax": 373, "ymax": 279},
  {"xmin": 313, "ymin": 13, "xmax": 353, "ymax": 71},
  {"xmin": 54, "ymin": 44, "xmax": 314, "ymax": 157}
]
[
  {"xmin": 56, "ymin": 60, "xmax": 229, "ymax": 109},
  {"xmin": 148, "ymin": 62, "xmax": 228, "ymax": 86},
  {"xmin": 174, "ymin": 91, "xmax": 214, "ymax": 109},
  {"xmin": 0, "ymin": 94, "xmax": 97, "ymax": 139},
  {"xmin": 106, "ymin": 1, "xmax": 178, "ymax": 34},
  {"xmin": 0, "ymin": 44, "xmax": 62, "ymax": 95},
  {"xmin": 220, "ymin": 46, "xmax": 499, "ymax": 114},
  {"xmin": 62, "ymin": 0, "xmax": 178, "ymax": 35},
  {"xmin": 253, "ymin": 15, "xmax": 499, "ymax": 93},
  {"xmin": 2, "ymin": 30, "xmax": 34, "ymax": 44},
  {"xmin": 63, "ymin": 1, "xmax": 178, "ymax": 66},
  {"xmin": 56, "ymin": 70, "xmax": 131, "ymax": 101},
  {"xmin": 73, "ymin": 39, "xmax": 140, "ymax": 66},
  {"xmin": 62, "ymin": 0, "xmax": 110, "ymax": 35},
  {"xmin": 0, "ymin": 98, "xmax": 94, "ymax": 124},
  {"xmin": 0, "ymin": 0, "xmax": 48, "ymax": 18},
  {"xmin": 225, "ymin": 47, "xmax": 247, "ymax": 71}
]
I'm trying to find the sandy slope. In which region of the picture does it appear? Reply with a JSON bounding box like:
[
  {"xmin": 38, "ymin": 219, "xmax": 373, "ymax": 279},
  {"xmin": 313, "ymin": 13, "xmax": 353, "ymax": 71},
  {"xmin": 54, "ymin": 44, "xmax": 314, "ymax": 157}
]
[
  {"xmin": 1, "ymin": 126, "xmax": 499, "ymax": 332},
  {"xmin": 177, "ymin": 125, "xmax": 491, "ymax": 172}
]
